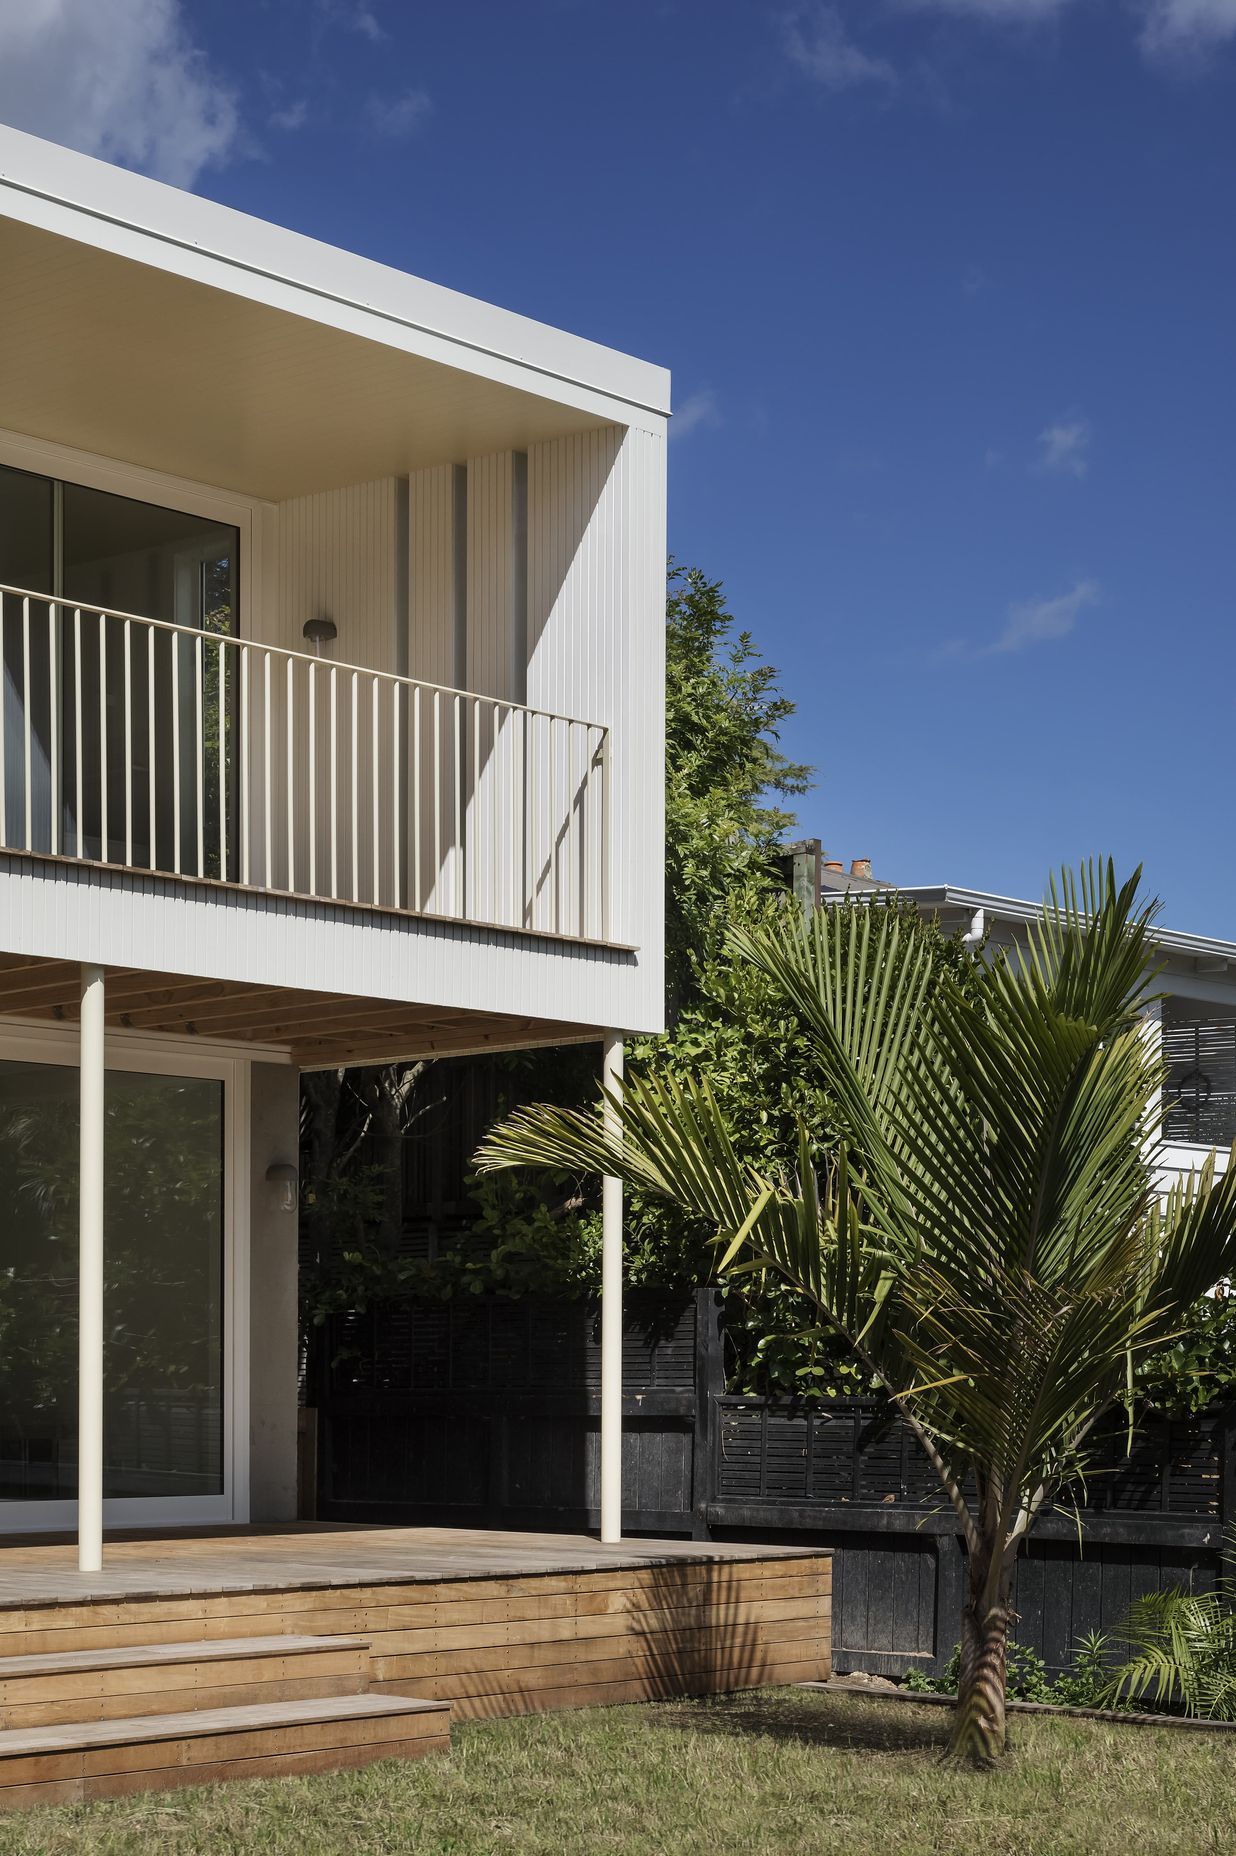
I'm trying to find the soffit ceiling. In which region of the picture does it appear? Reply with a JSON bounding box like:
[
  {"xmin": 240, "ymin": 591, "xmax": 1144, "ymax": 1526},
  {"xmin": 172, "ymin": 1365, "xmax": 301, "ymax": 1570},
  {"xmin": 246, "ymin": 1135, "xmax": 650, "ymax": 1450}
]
[{"xmin": 0, "ymin": 218, "xmax": 607, "ymax": 502}]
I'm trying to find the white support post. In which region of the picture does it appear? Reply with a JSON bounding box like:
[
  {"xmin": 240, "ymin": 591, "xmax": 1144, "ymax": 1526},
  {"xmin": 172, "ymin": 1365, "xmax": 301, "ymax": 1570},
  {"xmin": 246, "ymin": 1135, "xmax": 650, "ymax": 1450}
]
[
  {"xmin": 78, "ymin": 964, "xmax": 105, "ymax": 1574},
  {"xmin": 600, "ymin": 1032, "xmax": 624, "ymax": 1544}
]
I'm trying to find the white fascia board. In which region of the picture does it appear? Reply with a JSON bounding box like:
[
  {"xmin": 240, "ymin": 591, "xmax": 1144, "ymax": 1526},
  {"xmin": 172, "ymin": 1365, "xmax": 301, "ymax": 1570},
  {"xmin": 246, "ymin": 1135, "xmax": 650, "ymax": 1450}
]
[
  {"xmin": 896, "ymin": 884, "xmax": 1236, "ymax": 968},
  {"xmin": 0, "ymin": 126, "xmax": 671, "ymax": 430}
]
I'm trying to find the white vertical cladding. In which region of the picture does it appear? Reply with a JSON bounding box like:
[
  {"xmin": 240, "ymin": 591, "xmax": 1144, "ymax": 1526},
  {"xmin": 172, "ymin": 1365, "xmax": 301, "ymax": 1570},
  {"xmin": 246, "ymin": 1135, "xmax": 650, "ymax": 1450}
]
[
  {"xmin": 527, "ymin": 424, "xmax": 666, "ymax": 1020},
  {"xmin": 408, "ymin": 464, "xmax": 464, "ymax": 916},
  {"xmin": 466, "ymin": 452, "xmax": 527, "ymax": 931},
  {"xmin": 260, "ymin": 480, "xmax": 401, "ymax": 897}
]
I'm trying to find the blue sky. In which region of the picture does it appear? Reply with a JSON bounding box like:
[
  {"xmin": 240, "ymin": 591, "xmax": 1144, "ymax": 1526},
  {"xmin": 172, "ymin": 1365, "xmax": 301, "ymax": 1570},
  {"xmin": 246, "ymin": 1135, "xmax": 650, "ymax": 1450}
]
[{"xmin": 1, "ymin": 1, "xmax": 1233, "ymax": 930}]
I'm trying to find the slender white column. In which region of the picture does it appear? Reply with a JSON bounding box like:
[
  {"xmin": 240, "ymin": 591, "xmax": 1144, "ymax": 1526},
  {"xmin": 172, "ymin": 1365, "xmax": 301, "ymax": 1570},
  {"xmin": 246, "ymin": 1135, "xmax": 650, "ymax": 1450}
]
[
  {"xmin": 78, "ymin": 963, "xmax": 105, "ymax": 1575},
  {"xmin": 600, "ymin": 1032, "xmax": 624, "ymax": 1544}
]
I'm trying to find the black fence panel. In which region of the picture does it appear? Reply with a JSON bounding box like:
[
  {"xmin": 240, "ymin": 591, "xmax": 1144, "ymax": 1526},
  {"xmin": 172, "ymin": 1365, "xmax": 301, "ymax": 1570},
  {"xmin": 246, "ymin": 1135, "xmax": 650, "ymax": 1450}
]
[
  {"xmin": 309, "ymin": 1291, "xmax": 1234, "ymax": 1678},
  {"xmin": 314, "ymin": 1291, "xmax": 715, "ymax": 1537}
]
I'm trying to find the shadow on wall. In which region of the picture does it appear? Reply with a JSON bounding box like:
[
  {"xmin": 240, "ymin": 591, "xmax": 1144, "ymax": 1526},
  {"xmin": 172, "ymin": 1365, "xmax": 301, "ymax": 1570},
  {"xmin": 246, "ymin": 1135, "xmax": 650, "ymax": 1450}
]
[{"xmin": 634, "ymin": 1558, "xmax": 777, "ymax": 1703}]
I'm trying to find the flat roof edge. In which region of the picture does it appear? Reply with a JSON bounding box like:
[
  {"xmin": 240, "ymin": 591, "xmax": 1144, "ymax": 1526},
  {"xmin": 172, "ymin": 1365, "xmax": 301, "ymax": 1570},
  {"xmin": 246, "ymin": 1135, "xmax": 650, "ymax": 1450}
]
[
  {"xmin": 896, "ymin": 885, "xmax": 1236, "ymax": 964},
  {"xmin": 0, "ymin": 126, "xmax": 671, "ymax": 421}
]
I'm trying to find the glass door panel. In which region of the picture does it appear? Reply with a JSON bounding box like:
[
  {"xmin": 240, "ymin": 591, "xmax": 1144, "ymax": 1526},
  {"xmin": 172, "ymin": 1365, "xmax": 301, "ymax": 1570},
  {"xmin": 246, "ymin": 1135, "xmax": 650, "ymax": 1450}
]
[
  {"xmin": 0, "ymin": 465, "xmax": 55, "ymax": 852},
  {"xmin": 61, "ymin": 483, "xmax": 240, "ymax": 878},
  {"xmin": 0, "ymin": 1060, "xmax": 225, "ymax": 1505}
]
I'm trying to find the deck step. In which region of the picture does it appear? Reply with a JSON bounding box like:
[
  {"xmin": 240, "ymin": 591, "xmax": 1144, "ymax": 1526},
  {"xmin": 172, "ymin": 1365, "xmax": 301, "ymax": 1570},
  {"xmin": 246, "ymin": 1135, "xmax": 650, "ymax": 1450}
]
[
  {"xmin": 0, "ymin": 1690, "xmax": 451, "ymax": 1807},
  {"xmin": 0, "ymin": 1634, "xmax": 373, "ymax": 1730}
]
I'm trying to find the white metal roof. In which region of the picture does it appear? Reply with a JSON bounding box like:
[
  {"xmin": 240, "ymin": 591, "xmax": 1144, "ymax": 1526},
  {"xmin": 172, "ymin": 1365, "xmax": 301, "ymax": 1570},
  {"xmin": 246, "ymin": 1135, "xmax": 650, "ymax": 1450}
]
[{"xmin": 897, "ymin": 883, "xmax": 1236, "ymax": 968}]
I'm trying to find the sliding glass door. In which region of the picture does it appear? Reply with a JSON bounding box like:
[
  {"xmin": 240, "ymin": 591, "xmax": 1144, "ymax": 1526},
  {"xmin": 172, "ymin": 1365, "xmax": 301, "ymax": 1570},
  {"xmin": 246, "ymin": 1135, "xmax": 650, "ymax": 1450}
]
[
  {"xmin": 0, "ymin": 1043, "xmax": 239, "ymax": 1529},
  {"xmin": 0, "ymin": 464, "xmax": 239, "ymax": 876}
]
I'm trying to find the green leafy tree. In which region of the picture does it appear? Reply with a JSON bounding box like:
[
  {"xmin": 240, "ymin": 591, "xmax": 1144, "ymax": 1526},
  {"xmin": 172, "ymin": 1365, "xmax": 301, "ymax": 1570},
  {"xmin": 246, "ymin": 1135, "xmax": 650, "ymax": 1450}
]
[
  {"xmin": 475, "ymin": 863, "xmax": 1236, "ymax": 1764},
  {"xmin": 323, "ymin": 560, "xmax": 819, "ymax": 1311}
]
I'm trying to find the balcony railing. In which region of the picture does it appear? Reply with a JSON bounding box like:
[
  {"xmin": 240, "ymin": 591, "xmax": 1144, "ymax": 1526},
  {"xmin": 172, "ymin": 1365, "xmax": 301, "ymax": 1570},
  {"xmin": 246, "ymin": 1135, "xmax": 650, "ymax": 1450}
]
[{"xmin": 0, "ymin": 585, "xmax": 610, "ymax": 942}]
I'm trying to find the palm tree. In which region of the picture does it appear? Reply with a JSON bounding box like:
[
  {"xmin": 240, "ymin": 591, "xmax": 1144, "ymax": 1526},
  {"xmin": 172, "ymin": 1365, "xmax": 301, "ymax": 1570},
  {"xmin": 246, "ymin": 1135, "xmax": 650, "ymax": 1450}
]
[{"xmin": 475, "ymin": 863, "xmax": 1236, "ymax": 1763}]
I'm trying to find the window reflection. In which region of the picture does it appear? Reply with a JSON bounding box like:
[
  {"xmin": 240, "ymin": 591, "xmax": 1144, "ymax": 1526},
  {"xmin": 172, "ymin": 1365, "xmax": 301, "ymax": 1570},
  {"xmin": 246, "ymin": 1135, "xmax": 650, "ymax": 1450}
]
[{"xmin": 0, "ymin": 1061, "xmax": 224, "ymax": 1503}]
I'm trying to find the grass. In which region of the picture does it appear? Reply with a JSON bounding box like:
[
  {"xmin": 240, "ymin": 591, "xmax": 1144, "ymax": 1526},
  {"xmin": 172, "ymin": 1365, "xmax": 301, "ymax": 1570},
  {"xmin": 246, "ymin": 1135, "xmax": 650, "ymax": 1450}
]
[{"xmin": 0, "ymin": 1688, "xmax": 1234, "ymax": 1856}]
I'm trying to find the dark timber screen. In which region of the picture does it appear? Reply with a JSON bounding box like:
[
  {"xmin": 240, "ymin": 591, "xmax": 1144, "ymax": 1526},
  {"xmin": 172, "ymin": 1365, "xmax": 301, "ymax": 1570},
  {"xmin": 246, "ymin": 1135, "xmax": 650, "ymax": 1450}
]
[
  {"xmin": 310, "ymin": 1289, "xmax": 1234, "ymax": 1678},
  {"xmin": 313, "ymin": 1293, "xmax": 706, "ymax": 1536}
]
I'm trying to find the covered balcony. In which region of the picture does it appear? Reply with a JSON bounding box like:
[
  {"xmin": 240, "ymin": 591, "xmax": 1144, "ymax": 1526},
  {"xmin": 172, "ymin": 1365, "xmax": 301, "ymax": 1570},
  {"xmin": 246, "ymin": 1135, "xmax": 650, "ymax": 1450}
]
[{"xmin": 0, "ymin": 581, "xmax": 610, "ymax": 947}]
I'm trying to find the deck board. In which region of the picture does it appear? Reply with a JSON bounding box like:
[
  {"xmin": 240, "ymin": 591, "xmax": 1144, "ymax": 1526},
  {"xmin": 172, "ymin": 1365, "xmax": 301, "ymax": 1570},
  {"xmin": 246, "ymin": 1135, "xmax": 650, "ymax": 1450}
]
[
  {"xmin": 0, "ymin": 1525, "xmax": 823, "ymax": 1608},
  {"xmin": 0, "ymin": 1527, "xmax": 831, "ymax": 1727}
]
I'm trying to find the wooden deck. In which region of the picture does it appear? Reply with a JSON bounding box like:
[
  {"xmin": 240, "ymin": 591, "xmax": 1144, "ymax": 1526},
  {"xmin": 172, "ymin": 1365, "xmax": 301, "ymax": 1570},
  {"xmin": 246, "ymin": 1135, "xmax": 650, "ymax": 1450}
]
[{"xmin": 0, "ymin": 1526, "xmax": 831, "ymax": 1806}]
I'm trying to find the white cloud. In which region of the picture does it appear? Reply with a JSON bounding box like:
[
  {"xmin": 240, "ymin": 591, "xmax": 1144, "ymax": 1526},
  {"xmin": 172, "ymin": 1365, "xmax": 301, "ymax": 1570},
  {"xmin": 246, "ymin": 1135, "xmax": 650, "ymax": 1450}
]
[
  {"xmin": 1136, "ymin": 1, "xmax": 1236, "ymax": 61},
  {"xmin": 985, "ymin": 577, "xmax": 1100, "ymax": 654},
  {"xmin": 783, "ymin": 6, "xmax": 897, "ymax": 92},
  {"xmin": 319, "ymin": 1, "xmax": 386, "ymax": 42},
  {"xmin": 1036, "ymin": 415, "xmax": 1093, "ymax": 477},
  {"xmin": 0, "ymin": 0, "xmax": 240, "ymax": 187},
  {"xmin": 367, "ymin": 87, "xmax": 432, "ymax": 140},
  {"xmin": 670, "ymin": 389, "xmax": 722, "ymax": 441},
  {"xmin": 270, "ymin": 98, "xmax": 309, "ymax": 133}
]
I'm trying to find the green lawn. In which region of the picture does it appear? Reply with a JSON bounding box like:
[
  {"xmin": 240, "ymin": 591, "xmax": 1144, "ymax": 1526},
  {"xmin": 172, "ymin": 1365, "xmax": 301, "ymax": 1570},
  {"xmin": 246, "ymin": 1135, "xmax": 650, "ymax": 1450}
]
[{"xmin": 1, "ymin": 1688, "xmax": 1234, "ymax": 1856}]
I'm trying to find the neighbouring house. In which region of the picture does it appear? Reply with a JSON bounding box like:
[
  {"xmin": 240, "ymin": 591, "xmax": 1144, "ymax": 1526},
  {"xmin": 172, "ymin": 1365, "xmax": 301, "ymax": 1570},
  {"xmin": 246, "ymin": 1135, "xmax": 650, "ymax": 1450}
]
[{"xmin": 795, "ymin": 840, "xmax": 1236, "ymax": 1188}]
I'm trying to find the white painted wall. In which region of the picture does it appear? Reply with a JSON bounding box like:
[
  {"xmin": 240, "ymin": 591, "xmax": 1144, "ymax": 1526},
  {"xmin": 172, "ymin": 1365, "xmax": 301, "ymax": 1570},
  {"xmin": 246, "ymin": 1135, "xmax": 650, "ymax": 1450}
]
[{"xmin": 248, "ymin": 1059, "xmax": 301, "ymax": 1521}]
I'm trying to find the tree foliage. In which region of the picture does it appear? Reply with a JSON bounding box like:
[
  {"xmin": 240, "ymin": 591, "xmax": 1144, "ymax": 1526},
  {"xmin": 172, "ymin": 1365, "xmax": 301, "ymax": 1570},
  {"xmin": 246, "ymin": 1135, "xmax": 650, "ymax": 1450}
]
[{"xmin": 475, "ymin": 863, "xmax": 1236, "ymax": 1762}]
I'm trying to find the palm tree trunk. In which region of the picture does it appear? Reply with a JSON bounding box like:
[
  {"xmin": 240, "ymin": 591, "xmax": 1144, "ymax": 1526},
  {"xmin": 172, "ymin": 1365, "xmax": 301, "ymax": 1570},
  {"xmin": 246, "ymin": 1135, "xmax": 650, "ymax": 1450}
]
[{"xmin": 947, "ymin": 1550, "xmax": 1012, "ymax": 1765}]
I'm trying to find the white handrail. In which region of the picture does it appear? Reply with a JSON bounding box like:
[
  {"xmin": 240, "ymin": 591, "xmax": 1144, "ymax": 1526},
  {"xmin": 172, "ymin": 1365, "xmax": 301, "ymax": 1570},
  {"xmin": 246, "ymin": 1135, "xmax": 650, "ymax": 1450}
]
[{"xmin": 0, "ymin": 583, "xmax": 610, "ymax": 943}]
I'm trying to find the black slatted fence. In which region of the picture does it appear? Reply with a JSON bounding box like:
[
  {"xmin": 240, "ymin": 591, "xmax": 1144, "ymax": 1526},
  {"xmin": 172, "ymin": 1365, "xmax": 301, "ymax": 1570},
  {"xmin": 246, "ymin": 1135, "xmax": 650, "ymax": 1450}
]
[{"xmin": 310, "ymin": 1288, "xmax": 1234, "ymax": 1678}]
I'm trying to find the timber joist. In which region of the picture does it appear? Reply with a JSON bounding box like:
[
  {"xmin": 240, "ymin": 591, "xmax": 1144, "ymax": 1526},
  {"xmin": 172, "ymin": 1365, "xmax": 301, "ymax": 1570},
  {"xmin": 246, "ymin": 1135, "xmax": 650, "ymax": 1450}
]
[{"xmin": 0, "ymin": 954, "xmax": 599, "ymax": 1065}]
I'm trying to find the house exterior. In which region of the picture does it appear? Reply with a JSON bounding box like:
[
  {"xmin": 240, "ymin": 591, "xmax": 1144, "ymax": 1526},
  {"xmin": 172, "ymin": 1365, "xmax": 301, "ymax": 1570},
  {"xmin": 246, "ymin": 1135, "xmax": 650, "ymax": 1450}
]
[
  {"xmin": 893, "ymin": 881, "xmax": 1236, "ymax": 1192},
  {"xmin": 0, "ymin": 125, "xmax": 669, "ymax": 1560},
  {"xmin": 798, "ymin": 841, "xmax": 1236, "ymax": 1190}
]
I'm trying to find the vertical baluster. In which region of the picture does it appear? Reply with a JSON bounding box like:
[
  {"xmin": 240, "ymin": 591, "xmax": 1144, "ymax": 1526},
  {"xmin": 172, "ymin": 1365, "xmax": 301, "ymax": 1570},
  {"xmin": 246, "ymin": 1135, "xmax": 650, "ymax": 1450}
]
[
  {"xmin": 47, "ymin": 603, "xmax": 59, "ymax": 856},
  {"xmin": 171, "ymin": 626, "xmax": 182, "ymax": 875},
  {"xmin": 350, "ymin": 670, "xmax": 359, "ymax": 903},
  {"xmin": 371, "ymin": 676, "xmax": 381, "ymax": 906},
  {"xmin": 411, "ymin": 683, "xmax": 422, "ymax": 913},
  {"xmin": 551, "ymin": 714, "xmax": 561, "ymax": 935},
  {"xmin": 240, "ymin": 645, "xmax": 251, "ymax": 886},
  {"xmin": 431, "ymin": 687, "xmax": 440, "ymax": 915},
  {"xmin": 473, "ymin": 698, "xmax": 483, "ymax": 923},
  {"xmin": 599, "ymin": 727, "xmax": 611, "ymax": 942},
  {"xmin": 329, "ymin": 665, "xmax": 339, "ymax": 899},
  {"xmin": 194, "ymin": 631, "xmax": 204, "ymax": 877},
  {"xmin": 528, "ymin": 709, "xmax": 538, "ymax": 930},
  {"xmin": 262, "ymin": 650, "xmax": 272, "ymax": 891},
  {"xmin": 73, "ymin": 608, "xmax": 84, "ymax": 861},
  {"xmin": 308, "ymin": 659, "xmax": 317, "ymax": 897},
  {"xmin": 391, "ymin": 680, "xmax": 401, "ymax": 912},
  {"xmin": 217, "ymin": 640, "xmax": 228, "ymax": 881},
  {"xmin": 147, "ymin": 624, "xmax": 156, "ymax": 869},
  {"xmin": 123, "ymin": 620, "xmax": 133, "ymax": 868},
  {"xmin": 286, "ymin": 655, "xmax": 296, "ymax": 893},
  {"xmin": 0, "ymin": 594, "xmax": 7, "ymax": 849},
  {"xmin": 453, "ymin": 693, "xmax": 463, "ymax": 918},
  {"xmin": 99, "ymin": 615, "xmax": 109, "ymax": 864},
  {"xmin": 22, "ymin": 598, "xmax": 33, "ymax": 853}
]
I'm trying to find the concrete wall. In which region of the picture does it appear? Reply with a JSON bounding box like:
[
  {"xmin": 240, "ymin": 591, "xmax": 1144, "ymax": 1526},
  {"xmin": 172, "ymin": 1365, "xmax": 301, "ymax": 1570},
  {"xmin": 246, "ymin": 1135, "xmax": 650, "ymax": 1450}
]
[{"xmin": 247, "ymin": 1060, "xmax": 301, "ymax": 1521}]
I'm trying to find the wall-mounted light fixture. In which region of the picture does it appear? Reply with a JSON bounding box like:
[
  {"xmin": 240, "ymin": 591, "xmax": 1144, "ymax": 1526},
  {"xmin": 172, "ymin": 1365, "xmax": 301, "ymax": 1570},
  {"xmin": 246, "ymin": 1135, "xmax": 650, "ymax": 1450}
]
[
  {"xmin": 302, "ymin": 615, "xmax": 337, "ymax": 656},
  {"xmin": 265, "ymin": 1161, "xmax": 299, "ymax": 1214}
]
